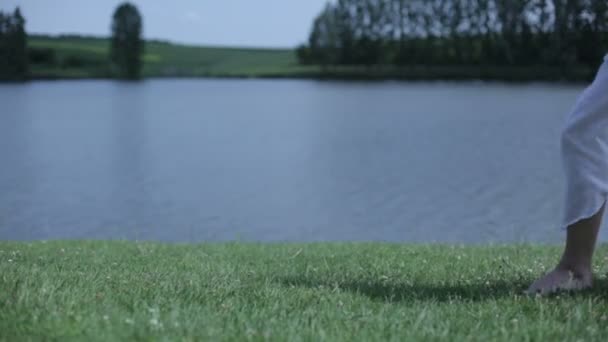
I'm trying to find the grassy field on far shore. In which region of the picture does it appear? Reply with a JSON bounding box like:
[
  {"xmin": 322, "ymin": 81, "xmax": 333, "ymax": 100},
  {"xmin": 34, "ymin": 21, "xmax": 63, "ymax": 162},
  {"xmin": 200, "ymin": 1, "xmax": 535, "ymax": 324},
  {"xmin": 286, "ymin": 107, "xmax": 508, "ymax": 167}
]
[
  {"xmin": 25, "ymin": 35, "xmax": 594, "ymax": 82},
  {"xmin": 27, "ymin": 35, "xmax": 315, "ymax": 79},
  {"xmin": 2, "ymin": 241, "xmax": 608, "ymax": 341}
]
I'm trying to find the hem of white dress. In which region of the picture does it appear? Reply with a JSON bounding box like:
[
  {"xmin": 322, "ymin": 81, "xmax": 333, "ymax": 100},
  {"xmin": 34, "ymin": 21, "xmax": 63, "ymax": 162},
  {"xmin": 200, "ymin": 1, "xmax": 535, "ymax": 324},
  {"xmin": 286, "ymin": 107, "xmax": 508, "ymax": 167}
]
[{"xmin": 561, "ymin": 195, "xmax": 608, "ymax": 230}]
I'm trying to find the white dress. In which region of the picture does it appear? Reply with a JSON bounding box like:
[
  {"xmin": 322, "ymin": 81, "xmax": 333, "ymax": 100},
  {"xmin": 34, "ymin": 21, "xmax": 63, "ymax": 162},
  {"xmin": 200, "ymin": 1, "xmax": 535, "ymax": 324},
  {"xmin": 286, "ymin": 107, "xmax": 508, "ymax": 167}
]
[{"xmin": 561, "ymin": 55, "xmax": 608, "ymax": 229}]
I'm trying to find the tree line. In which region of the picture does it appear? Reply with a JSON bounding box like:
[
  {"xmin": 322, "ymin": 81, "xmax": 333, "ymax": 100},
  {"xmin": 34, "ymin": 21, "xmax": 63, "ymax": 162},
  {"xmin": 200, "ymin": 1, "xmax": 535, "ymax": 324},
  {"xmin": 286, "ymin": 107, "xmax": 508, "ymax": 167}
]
[
  {"xmin": 0, "ymin": 2, "xmax": 143, "ymax": 81},
  {"xmin": 0, "ymin": 8, "xmax": 27, "ymax": 80},
  {"xmin": 297, "ymin": 0, "xmax": 608, "ymax": 71}
]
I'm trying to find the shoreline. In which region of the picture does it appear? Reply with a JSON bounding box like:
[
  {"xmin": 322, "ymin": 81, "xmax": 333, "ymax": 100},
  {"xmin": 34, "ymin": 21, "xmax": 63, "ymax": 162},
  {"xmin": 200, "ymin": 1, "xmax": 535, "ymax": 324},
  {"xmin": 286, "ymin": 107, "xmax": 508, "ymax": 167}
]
[{"xmin": 4, "ymin": 69, "xmax": 593, "ymax": 84}]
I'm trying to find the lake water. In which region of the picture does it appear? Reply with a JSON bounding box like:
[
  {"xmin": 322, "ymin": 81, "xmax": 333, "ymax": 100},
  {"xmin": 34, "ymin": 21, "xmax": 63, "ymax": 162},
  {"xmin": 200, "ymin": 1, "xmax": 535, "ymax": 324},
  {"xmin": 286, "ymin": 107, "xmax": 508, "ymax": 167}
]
[{"xmin": 0, "ymin": 79, "xmax": 600, "ymax": 243}]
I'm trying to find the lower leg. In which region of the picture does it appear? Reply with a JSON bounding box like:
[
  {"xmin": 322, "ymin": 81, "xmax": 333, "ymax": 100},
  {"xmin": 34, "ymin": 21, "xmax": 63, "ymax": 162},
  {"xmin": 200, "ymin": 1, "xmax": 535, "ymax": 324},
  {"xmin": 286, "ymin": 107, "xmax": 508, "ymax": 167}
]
[
  {"xmin": 558, "ymin": 204, "xmax": 605, "ymax": 276},
  {"xmin": 527, "ymin": 204, "xmax": 605, "ymax": 295}
]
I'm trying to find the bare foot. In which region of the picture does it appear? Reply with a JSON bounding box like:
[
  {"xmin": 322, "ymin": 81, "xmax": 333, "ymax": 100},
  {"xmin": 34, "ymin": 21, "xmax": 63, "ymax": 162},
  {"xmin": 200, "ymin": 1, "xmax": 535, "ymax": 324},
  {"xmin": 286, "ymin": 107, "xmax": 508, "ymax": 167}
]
[{"xmin": 526, "ymin": 267, "xmax": 593, "ymax": 296}]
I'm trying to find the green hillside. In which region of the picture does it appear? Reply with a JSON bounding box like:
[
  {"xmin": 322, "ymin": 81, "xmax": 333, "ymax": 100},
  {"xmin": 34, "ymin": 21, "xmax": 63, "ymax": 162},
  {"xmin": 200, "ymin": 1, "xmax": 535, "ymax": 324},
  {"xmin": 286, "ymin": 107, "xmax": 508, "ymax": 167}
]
[
  {"xmin": 27, "ymin": 35, "xmax": 317, "ymax": 79},
  {"xmin": 25, "ymin": 35, "xmax": 591, "ymax": 82}
]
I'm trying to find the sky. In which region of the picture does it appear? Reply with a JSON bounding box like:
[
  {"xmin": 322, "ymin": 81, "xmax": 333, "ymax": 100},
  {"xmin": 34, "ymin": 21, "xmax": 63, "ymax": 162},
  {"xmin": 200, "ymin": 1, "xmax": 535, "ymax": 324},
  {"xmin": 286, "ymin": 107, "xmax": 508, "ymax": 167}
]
[{"xmin": 0, "ymin": 0, "xmax": 330, "ymax": 48}]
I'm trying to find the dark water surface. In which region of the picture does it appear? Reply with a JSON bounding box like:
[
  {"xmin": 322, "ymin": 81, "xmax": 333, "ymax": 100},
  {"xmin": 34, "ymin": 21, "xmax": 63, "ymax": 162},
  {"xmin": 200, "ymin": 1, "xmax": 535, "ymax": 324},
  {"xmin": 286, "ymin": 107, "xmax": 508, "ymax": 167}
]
[{"xmin": 0, "ymin": 79, "xmax": 594, "ymax": 243}]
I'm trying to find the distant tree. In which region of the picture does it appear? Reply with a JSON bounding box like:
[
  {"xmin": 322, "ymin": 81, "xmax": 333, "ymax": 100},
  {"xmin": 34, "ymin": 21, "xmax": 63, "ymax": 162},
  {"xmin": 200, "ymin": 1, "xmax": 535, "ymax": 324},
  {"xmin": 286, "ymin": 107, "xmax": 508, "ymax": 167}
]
[
  {"xmin": 0, "ymin": 12, "xmax": 6, "ymax": 78},
  {"xmin": 110, "ymin": 2, "xmax": 143, "ymax": 79},
  {"xmin": 307, "ymin": 4, "xmax": 342, "ymax": 67},
  {"xmin": 299, "ymin": 0, "xmax": 608, "ymax": 74},
  {"xmin": 0, "ymin": 7, "xmax": 28, "ymax": 80},
  {"xmin": 11, "ymin": 8, "xmax": 28, "ymax": 77},
  {"xmin": 28, "ymin": 47, "xmax": 56, "ymax": 65},
  {"xmin": 576, "ymin": 0, "xmax": 607, "ymax": 70},
  {"xmin": 295, "ymin": 44, "xmax": 314, "ymax": 65}
]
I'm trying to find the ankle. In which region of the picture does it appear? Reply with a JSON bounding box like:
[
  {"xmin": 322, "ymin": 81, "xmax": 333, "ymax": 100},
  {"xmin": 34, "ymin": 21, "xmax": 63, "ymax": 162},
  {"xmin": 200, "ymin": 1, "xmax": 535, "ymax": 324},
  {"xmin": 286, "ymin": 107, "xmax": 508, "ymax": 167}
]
[{"xmin": 556, "ymin": 259, "xmax": 592, "ymax": 278}]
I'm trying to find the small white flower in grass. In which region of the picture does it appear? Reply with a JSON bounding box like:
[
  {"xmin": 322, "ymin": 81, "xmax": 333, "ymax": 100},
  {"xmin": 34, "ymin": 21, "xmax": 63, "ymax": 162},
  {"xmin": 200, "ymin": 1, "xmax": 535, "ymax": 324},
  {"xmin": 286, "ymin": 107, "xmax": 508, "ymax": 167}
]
[
  {"xmin": 8, "ymin": 259, "xmax": 13, "ymax": 263},
  {"xmin": 125, "ymin": 318, "xmax": 134, "ymax": 325},
  {"xmin": 103, "ymin": 315, "xmax": 109, "ymax": 321},
  {"xmin": 149, "ymin": 318, "xmax": 163, "ymax": 329}
]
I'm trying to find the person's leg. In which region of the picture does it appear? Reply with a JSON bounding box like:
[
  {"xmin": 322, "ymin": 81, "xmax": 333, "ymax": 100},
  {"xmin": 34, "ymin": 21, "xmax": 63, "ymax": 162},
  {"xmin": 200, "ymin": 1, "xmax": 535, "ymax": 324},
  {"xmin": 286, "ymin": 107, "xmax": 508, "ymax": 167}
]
[
  {"xmin": 527, "ymin": 57, "xmax": 608, "ymax": 295},
  {"xmin": 560, "ymin": 204, "xmax": 605, "ymax": 275},
  {"xmin": 527, "ymin": 205, "xmax": 604, "ymax": 295}
]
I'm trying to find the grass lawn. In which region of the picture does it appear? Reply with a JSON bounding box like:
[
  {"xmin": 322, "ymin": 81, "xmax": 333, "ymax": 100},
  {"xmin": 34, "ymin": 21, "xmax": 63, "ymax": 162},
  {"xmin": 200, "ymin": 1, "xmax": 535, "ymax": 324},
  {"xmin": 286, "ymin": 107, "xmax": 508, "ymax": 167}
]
[{"xmin": 2, "ymin": 241, "xmax": 608, "ymax": 341}]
